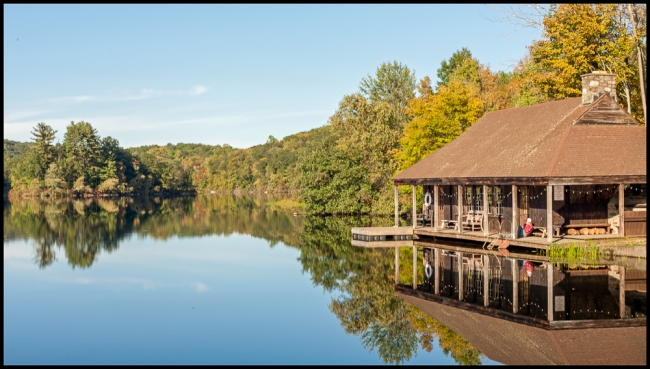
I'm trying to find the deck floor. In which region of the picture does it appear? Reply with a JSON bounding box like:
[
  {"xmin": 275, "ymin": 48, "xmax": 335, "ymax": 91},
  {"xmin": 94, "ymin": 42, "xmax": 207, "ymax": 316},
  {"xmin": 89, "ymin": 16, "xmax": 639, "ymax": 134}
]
[
  {"xmin": 349, "ymin": 225, "xmax": 644, "ymax": 250},
  {"xmin": 414, "ymin": 226, "xmax": 635, "ymax": 249}
]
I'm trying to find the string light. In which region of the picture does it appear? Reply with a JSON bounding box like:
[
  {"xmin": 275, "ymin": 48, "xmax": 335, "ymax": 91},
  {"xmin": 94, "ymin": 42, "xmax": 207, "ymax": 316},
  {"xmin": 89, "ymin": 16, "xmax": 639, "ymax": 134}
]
[{"xmin": 437, "ymin": 185, "xmax": 644, "ymax": 199}]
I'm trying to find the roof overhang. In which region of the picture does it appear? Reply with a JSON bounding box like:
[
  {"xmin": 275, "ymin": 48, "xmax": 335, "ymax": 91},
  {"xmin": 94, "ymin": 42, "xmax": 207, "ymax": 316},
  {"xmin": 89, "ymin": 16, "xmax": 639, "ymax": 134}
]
[{"xmin": 393, "ymin": 175, "xmax": 647, "ymax": 186}]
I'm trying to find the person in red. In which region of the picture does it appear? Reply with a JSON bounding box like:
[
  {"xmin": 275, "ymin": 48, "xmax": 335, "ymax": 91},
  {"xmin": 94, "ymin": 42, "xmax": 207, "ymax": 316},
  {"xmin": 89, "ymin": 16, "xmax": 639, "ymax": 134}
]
[
  {"xmin": 518, "ymin": 218, "xmax": 534, "ymax": 238},
  {"xmin": 523, "ymin": 260, "xmax": 534, "ymax": 277}
]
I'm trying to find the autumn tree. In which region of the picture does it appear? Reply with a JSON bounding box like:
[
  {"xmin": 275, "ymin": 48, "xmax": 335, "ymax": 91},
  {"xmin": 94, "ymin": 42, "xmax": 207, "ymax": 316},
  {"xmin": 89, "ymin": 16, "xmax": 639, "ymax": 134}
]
[
  {"xmin": 529, "ymin": 4, "xmax": 643, "ymax": 122},
  {"xmin": 396, "ymin": 51, "xmax": 484, "ymax": 171}
]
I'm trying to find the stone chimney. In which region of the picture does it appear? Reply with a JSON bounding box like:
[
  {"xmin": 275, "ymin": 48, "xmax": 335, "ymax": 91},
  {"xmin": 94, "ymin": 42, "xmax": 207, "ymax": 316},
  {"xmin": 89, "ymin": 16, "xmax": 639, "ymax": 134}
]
[{"xmin": 581, "ymin": 71, "xmax": 616, "ymax": 105}]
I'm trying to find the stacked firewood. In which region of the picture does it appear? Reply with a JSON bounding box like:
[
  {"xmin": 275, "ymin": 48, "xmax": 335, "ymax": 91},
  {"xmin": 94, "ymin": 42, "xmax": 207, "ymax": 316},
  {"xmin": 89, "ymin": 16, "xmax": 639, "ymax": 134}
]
[{"xmin": 566, "ymin": 227, "xmax": 607, "ymax": 235}]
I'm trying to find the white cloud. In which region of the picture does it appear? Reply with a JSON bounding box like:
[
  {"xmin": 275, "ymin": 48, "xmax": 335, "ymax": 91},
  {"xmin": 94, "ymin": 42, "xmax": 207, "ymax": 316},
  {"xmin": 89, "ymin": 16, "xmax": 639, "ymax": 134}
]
[
  {"xmin": 64, "ymin": 277, "xmax": 160, "ymax": 290},
  {"xmin": 192, "ymin": 85, "xmax": 208, "ymax": 95},
  {"xmin": 3, "ymin": 110, "xmax": 49, "ymax": 121},
  {"xmin": 192, "ymin": 282, "xmax": 209, "ymax": 293},
  {"xmin": 42, "ymin": 85, "xmax": 209, "ymax": 105}
]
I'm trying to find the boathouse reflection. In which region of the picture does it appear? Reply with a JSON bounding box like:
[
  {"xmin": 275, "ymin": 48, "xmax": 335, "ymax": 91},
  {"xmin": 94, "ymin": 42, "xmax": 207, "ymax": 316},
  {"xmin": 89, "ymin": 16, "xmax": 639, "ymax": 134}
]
[{"xmin": 398, "ymin": 240, "xmax": 646, "ymax": 327}]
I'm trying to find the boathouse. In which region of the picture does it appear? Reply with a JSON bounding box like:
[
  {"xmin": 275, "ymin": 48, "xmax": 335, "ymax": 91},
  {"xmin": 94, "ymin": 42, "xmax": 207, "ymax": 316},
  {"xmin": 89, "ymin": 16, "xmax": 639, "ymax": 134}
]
[{"xmin": 392, "ymin": 71, "xmax": 646, "ymax": 246}]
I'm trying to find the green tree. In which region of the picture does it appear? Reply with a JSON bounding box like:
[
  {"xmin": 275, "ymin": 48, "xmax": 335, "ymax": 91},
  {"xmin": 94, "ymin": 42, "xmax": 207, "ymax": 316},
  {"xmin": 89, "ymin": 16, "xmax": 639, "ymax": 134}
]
[
  {"xmin": 298, "ymin": 130, "xmax": 374, "ymax": 214},
  {"xmin": 437, "ymin": 48, "xmax": 476, "ymax": 88},
  {"xmin": 43, "ymin": 162, "xmax": 66, "ymax": 194},
  {"xmin": 359, "ymin": 61, "xmax": 416, "ymax": 129},
  {"xmin": 30, "ymin": 122, "xmax": 57, "ymax": 178},
  {"xmin": 63, "ymin": 121, "xmax": 103, "ymax": 188}
]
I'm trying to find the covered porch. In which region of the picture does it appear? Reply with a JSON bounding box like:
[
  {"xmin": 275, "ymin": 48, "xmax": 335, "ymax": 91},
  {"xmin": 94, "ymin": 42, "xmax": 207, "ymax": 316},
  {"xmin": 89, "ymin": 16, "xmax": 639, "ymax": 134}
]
[{"xmin": 392, "ymin": 179, "xmax": 646, "ymax": 245}]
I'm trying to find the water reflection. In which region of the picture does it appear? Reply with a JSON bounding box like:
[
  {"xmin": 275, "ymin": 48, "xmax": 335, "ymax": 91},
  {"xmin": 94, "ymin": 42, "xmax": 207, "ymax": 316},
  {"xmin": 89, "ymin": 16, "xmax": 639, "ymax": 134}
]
[
  {"xmin": 4, "ymin": 195, "xmax": 303, "ymax": 269},
  {"xmin": 389, "ymin": 237, "xmax": 646, "ymax": 364},
  {"xmin": 4, "ymin": 195, "xmax": 485, "ymax": 365}
]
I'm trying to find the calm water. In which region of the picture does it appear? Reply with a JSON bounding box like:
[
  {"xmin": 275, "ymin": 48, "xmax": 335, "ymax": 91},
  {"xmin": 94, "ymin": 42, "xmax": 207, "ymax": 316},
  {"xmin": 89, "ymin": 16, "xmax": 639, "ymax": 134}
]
[{"xmin": 3, "ymin": 195, "xmax": 498, "ymax": 365}]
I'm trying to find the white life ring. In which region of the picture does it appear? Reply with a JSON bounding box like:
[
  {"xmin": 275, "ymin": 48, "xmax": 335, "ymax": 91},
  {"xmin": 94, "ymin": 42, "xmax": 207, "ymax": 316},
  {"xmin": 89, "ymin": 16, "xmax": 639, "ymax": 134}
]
[
  {"xmin": 425, "ymin": 263, "xmax": 433, "ymax": 279},
  {"xmin": 424, "ymin": 191, "xmax": 432, "ymax": 207}
]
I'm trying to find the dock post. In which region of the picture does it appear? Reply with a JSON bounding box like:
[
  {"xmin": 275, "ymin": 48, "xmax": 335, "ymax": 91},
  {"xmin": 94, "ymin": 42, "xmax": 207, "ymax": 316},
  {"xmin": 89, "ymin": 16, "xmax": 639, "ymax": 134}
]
[
  {"xmin": 483, "ymin": 255, "xmax": 490, "ymax": 306},
  {"xmin": 547, "ymin": 185, "xmax": 553, "ymax": 243},
  {"xmin": 395, "ymin": 247, "xmax": 400, "ymax": 285},
  {"xmin": 458, "ymin": 252, "xmax": 464, "ymax": 301},
  {"xmin": 619, "ymin": 266, "xmax": 626, "ymax": 318},
  {"xmin": 457, "ymin": 185, "xmax": 463, "ymax": 234},
  {"xmin": 413, "ymin": 246, "xmax": 418, "ymax": 290},
  {"xmin": 483, "ymin": 185, "xmax": 489, "ymax": 236},
  {"xmin": 433, "ymin": 185, "xmax": 439, "ymax": 231},
  {"xmin": 434, "ymin": 248, "xmax": 440, "ymax": 294},
  {"xmin": 619, "ymin": 184, "xmax": 625, "ymax": 236},
  {"xmin": 512, "ymin": 185, "xmax": 518, "ymax": 239},
  {"xmin": 512, "ymin": 258, "xmax": 519, "ymax": 313},
  {"xmin": 412, "ymin": 185, "xmax": 417, "ymax": 229},
  {"xmin": 547, "ymin": 262, "xmax": 554, "ymax": 322},
  {"xmin": 394, "ymin": 185, "xmax": 399, "ymax": 227}
]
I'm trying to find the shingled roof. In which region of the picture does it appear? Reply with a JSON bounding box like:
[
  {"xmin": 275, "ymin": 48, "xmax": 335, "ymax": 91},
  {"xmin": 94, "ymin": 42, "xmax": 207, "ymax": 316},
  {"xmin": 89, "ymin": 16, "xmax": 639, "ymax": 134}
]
[{"xmin": 394, "ymin": 94, "xmax": 646, "ymax": 185}]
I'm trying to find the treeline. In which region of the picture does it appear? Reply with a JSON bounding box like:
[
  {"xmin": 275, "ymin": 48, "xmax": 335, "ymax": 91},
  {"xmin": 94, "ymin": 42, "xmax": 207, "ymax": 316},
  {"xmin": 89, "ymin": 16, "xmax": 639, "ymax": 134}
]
[
  {"xmin": 4, "ymin": 4, "xmax": 646, "ymax": 215},
  {"xmin": 4, "ymin": 122, "xmax": 331, "ymax": 198}
]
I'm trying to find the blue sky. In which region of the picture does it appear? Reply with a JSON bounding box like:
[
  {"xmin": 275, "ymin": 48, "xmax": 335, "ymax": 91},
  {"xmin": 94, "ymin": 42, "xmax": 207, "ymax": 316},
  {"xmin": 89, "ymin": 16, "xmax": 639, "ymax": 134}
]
[{"xmin": 4, "ymin": 4, "xmax": 541, "ymax": 148}]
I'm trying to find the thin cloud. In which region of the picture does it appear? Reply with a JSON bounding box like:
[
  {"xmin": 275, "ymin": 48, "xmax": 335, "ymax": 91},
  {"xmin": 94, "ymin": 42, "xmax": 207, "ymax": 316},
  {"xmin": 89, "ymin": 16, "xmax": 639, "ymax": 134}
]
[
  {"xmin": 192, "ymin": 85, "xmax": 208, "ymax": 95},
  {"xmin": 44, "ymin": 85, "xmax": 208, "ymax": 104},
  {"xmin": 3, "ymin": 110, "xmax": 50, "ymax": 122},
  {"xmin": 192, "ymin": 282, "xmax": 209, "ymax": 293}
]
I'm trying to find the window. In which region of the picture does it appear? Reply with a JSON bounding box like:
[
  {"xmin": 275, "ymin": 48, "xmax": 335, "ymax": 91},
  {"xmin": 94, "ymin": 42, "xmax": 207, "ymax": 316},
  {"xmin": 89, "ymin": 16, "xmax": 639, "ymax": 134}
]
[{"xmin": 496, "ymin": 186, "xmax": 503, "ymax": 215}]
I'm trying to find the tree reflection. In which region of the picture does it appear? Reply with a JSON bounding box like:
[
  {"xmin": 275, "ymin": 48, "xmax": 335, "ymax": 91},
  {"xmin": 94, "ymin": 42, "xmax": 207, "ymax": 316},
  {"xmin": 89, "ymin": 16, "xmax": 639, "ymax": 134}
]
[
  {"xmin": 4, "ymin": 195, "xmax": 303, "ymax": 269},
  {"xmin": 299, "ymin": 215, "xmax": 483, "ymax": 365},
  {"xmin": 4, "ymin": 195, "xmax": 482, "ymax": 364}
]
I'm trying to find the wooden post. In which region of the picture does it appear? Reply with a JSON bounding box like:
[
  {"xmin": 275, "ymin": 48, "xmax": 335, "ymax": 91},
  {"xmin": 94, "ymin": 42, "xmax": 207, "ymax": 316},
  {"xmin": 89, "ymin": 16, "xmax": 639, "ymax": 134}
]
[
  {"xmin": 483, "ymin": 255, "xmax": 490, "ymax": 306},
  {"xmin": 512, "ymin": 259, "xmax": 519, "ymax": 313},
  {"xmin": 457, "ymin": 185, "xmax": 463, "ymax": 234},
  {"xmin": 413, "ymin": 246, "xmax": 418, "ymax": 290},
  {"xmin": 433, "ymin": 185, "xmax": 439, "ymax": 231},
  {"xmin": 619, "ymin": 266, "xmax": 626, "ymax": 318},
  {"xmin": 547, "ymin": 185, "xmax": 553, "ymax": 243},
  {"xmin": 547, "ymin": 262, "xmax": 554, "ymax": 322},
  {"xmin": 458, "ymin": 252, "xmax": 464, "ymax": 300},
  {"xmin": 394, "ymin": 185, "xmax": 399, "ymax": 227},
  {"xmin": 395, "ymin": 247, "xmax": 400, "ymax": 285},
  {"xmin": 619, "ymin": 184, "xmax": 625, "ymax": 236},
  {"xmin": 512, "ymin": 185, "xmax": 518, "ymax": 239},
  {"xmin": 412, "ymin": 185, "xmax": 417, "ymax": 229},
  {"xmin": 483, "ymin": 185, "xmax": 489, "ymax": 235},
  {"xmin": 434, "ymin": 248, "xmax": 440, "ymax": 294}
]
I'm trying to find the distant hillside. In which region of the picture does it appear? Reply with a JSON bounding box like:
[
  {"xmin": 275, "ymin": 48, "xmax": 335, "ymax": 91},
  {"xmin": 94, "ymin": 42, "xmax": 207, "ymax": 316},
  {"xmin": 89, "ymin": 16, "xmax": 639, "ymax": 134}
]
[
  {"xmin": 3, "ymin": 139, "xmax": 31, "ymax": 159},
  {"xmin": 127, "ymin": 125, "xmax": 333, "ymax": 193}
]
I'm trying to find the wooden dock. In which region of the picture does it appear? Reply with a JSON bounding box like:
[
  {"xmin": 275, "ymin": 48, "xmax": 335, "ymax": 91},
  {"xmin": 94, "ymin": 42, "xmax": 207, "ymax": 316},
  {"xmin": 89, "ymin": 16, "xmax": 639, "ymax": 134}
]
[
  {"xmin": 351, "ymin": 226, "xmax": 645, "ymax": 252},
  {"xmin": 351, "ymin": 226, "xmax": 414, "ymax": 248}
]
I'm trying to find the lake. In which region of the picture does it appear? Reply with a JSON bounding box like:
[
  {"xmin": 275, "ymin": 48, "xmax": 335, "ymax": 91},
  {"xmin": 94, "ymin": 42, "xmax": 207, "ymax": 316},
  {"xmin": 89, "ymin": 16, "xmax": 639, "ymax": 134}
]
[{"xmin": 4, "ymin": 194, "xmax": 500, "ymax": 365}]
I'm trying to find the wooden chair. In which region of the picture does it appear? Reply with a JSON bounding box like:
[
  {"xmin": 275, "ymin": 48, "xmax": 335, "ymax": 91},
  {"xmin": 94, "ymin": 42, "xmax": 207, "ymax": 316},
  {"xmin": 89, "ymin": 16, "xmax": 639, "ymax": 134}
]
[{"xmin": 462, "ymin": 210, "xmax": 484, "ymax": 232}]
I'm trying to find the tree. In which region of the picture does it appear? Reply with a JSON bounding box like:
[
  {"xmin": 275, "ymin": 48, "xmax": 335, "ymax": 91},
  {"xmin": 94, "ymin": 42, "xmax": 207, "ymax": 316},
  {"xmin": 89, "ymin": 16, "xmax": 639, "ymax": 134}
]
[
  {"xmin": 43, "ymin": 162, "xmax": 65, "ymax": 194},
  {"xmin": 359, "ymin": 61, "xmax": 416, "ymax": 129},
  {"xmin": 436, "ymin": 48, "xmax": 478, "ymax": 88},
  {"xmin": 626, "ymin": 4, "xmax": 647, "ymax": 122},
  {"xmin": 329, "ymin": 94, "xmax": 401, "ymax": 190},
  {"xmin": 298, "ymin": 129, "xmax": 374, "ymax": 214},
  {"xmin": 529, "ymin": 4, "xmax": 641, "ymax": 118},
  {"xmin": 396, "ymin": 72, "xmax": 484, "ymax": 170},
  {"xmin": 30, "ymin": 122, "xmax": 57, "ymax": 179},
  {"xmin": 63, "ymin": 121, "xmax": 103, "ymax": 187}
]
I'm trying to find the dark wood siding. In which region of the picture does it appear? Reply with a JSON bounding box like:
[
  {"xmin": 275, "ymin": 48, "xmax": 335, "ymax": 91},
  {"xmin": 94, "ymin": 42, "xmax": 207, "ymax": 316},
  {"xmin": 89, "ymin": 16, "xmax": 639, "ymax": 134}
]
[{"xmin": 624, "ymin": 210, "xmax": 646, "ymax": 236}]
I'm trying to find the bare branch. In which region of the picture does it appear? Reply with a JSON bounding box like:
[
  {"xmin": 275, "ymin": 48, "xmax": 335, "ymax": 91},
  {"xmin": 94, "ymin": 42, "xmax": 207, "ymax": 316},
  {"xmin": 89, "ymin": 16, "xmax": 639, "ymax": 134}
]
[{"xmin": 482, "ymin": 4, "xmax": 551, "ymax": 32}]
